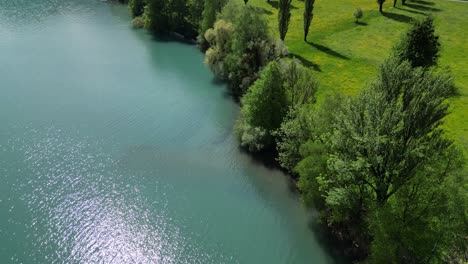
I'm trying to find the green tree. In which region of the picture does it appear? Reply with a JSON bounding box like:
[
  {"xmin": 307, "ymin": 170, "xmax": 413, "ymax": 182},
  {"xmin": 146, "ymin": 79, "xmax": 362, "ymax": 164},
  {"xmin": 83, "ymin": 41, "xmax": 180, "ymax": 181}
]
[
  {"xmin": 396, "ymin": 16, "xmax": 440, "ymax": 68},
  {"xmin": 236, "ymin": 62, "xmax": 288, "ymax": 151},
  {"xmin": 303, "ymin": 0, "xmax": 315, "ymax": 41},
  {"xmin": 278, "ymin": 0, "xmax": 293, "ymax": 41},
  {"xmin": 326, "ymin": 59, "xmax": 455, "ymax": 210},
  {"xmin": 368, "ymin": 147, "xmax": 465, "ymax": 263},
  {"xmin": 143, "ymin": 0, "xmax": 170, "ymax": 33},
  {"xmin": 129, "ymin": 0, "xmax": 145, "ymax": 17},
  {"xmin": 205, "ymin": 2, "xmax": 287, "ymax": 95},
  {"xmin": 295, "ymin": 94, "xmax": 343, "ymax": 207},
  {"xmin": 201, "ymin": 0, "xmax": 228, "ymax": 37}
]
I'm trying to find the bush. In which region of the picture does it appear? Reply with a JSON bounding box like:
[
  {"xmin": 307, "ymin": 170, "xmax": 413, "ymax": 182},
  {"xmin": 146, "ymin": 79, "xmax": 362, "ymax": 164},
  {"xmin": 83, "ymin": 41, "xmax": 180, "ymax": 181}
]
[
  {"xmin": 131, "ymin": 16, "xmax": 144, "ymax": 29},
  {"xmin": 354, "ymin": 8, "xmax": 363, "ymax": 23}
]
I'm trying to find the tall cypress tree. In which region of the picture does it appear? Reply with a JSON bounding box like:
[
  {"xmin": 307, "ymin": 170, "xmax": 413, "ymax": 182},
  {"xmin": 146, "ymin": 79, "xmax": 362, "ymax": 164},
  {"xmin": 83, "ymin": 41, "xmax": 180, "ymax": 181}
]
[
  {"xmin": 303, "ymin": 0, "xmax": 315, "ymax": 42},
  {"xmin": 278, "ymin": 0, "xmax": 293, "ymax": 41}
]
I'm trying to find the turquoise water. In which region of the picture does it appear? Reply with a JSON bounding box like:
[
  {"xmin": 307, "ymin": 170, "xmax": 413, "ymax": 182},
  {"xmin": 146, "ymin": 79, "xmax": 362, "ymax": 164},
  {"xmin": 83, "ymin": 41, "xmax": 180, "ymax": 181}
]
[{"xmin": 0, "ymin": 1, "xmax": 336, "ymax": 263}]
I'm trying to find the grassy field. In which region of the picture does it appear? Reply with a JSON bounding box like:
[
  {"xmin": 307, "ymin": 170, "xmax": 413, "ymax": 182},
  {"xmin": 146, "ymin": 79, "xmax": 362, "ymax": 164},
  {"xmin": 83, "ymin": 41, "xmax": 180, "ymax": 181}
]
[{"xmin": 250, "ymin": 0, "xmax": 468, "ymax": 152}]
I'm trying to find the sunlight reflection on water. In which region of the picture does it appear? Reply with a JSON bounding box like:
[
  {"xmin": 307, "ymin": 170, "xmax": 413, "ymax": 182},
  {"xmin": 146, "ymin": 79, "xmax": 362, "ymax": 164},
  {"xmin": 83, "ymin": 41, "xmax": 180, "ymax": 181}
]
[{"xmin": 4, "ymin": 127, "xmax": 216, "ymax": 263}]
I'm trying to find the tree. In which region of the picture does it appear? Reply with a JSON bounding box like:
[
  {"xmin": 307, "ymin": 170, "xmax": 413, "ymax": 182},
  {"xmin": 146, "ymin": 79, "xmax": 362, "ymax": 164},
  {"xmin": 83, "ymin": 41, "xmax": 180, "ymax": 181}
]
[
  {"xmin": 187, "ymin": 0, "xmax": 205, "ymax": 36},
  {"xmin": 278, "ymin": 0, "xmax": 293, "ymax": 41},
  {"xmin": 377, "ymin": 0, "xmax": 385, "ymax": 13},
  {"xmin": 201, "ymin": 0, "xmax": 228, "ymax": 37},
  {"xmin": 205, "ymin": 2, "xmax": 288, "ymax": 95},
  {"xmin": 129, "ymin": 0, "xmax": 145, "ymax": 17},
  {"xmin": 143, "ymin": 0, "xmax": 170, "ymax": 33},
  {"xmin": 236, "ymin": 61, "xmax": 288, "ymax": 151},
  {"xmin": 354, "ymin": 8, "xmax": 363, "ymax": 23},
  {"xmin": 303, "ymin": 0, "xmax": 316, "ymax": 41},
  {"xmin": 396, "ymin": 16, "xmax": 440, "ymax": 68},
  {"xmin": 326, "ymin": 58, "xmax": 455, "ymax": 210}
]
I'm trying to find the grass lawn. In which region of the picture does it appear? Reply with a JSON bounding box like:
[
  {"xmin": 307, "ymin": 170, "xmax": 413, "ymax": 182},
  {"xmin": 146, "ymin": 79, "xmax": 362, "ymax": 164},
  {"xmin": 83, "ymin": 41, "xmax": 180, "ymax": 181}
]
[{"xmin": 250, "ymin": 0, "xmax": 468, "ymax": 153}]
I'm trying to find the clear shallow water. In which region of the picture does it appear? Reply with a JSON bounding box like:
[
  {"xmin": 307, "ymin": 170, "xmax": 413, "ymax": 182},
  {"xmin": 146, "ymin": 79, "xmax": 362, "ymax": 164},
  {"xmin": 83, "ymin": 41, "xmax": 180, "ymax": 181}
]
[{"xmin": 0, "ymin": 1, "xmax": 336, "ymax": 263}]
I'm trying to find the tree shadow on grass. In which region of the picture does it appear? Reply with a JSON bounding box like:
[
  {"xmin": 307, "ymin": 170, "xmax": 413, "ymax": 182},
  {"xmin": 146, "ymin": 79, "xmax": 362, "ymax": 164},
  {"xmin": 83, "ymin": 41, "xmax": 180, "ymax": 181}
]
[
  {"xmin": 396, "ymin": 6, "xmax": 427, "ymax": 15},
  {"xmin": 291, "ymin": 53, "xmax": 322, "ymax": 72},
  {"xmin": 410, "ymin": 0, "xmax": 436, "ymax": 5},
  {"xmin": 355, "ymin": 21, "xmax": 368, "ymax": 26},
  {"xmin": 253, "ymin": 6, "xmax": 274, "ymax": 15},
  {"xmin": 306, "ymin": 41, "xmax": 350, "ymax": 60},
  {"xmin": 405, "ymin": 3, "xmax": 442, "ymax": 12},
  {"xmin": 266, "ymin": 1, "xmax": 299, "ymax": 9},
  {"xmin": 382, "ymin": 11, "xmax": 413, "ymax": 23}
]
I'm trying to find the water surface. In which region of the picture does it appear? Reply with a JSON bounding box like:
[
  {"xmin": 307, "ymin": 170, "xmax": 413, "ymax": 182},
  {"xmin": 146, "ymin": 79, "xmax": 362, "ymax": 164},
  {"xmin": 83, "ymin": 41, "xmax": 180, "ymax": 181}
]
[{"xmin": 0, "ymin": 1, "xmax": 336, "ymax": 263}]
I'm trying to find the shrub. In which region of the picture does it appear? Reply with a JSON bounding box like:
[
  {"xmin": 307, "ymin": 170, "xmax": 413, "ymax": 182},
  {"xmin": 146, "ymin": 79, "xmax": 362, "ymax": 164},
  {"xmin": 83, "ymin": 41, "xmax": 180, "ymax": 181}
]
[{"xmin": 354, "ymin": 8, "xmax": 363, "ymax": 23}]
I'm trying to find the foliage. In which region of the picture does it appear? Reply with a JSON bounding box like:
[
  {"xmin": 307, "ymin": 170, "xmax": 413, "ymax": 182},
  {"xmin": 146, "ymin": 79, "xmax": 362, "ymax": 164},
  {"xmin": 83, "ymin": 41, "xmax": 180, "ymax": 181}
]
[
  {"xmin": 201, "ymin": 0, "xmax": 228, "ymax": 39},
  {"xmin": 131, "ymin": 16, "xmax": 144, "ymax": 28},
  {"xmin": 278, "ymin": 0, "xmax": 293, "ymax": 41},
  {"xmin": 396, "ymin": 16, "xmax": 440, "ymax": 68},
  {"xmin": 279, "ymin": 59, "xmax": 318, "ymax": 106},
  {"xmin": 205, "ymin": 2, "xmax": 288, "ymax": 95},
  {"xmin": 236, "ymin": 61, "xmax": 288, "ymax": 151},
  {"xmin": 295, "ymin": 94, "xmax": 344, "ymax": 207},
  {"xmin": 354, "ymin": 8, "xmax": 363, "ymax": 23},
  {"xmin": 303, "ymin": 0, "xmax": 315, "ymax": 41},
  {"xmin": 368, "ymin": 147, "xmax": 466, "ymax": 263},
  {"xmin": 129, "ymin": 0, "xmax": 145, "ymax": 17}
]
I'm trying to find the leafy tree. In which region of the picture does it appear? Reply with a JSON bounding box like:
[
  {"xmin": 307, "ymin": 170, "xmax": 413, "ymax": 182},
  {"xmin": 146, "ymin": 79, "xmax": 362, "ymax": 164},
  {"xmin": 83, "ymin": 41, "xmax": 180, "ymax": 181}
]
[
  {"xmin": 396, "ymin": 16, "xmax": 440, "ymax": 68},
  {"xmin": 143, "ymin": 0, "xmax": 170, "ymax": 33},
  {"xmin": 205, "ymin": 2, "xmax": 288, "ymax": 95},
  {"xmin": 278, "ymin": 0, "xmax": 293, "ymax": 41},
  {"xmin": 201, "ymin": 0, "xmax": 228, "ymax": 37},
  {"xmin": 303, "ymin": 0, "xmax": 316, "ymax": 41},
  {"xmin": 354, "ymin": 8, "xmax": 363, "ymax": 23},
  {"xmin": 368, "ymin": 147, "xmax": 465, "ymax": 263},
  {"xmin": 279, "ymin": 59, "xmax": 318, "ymax": 107},
  {"xmin": 187, "ymin": 0, "xmax": 205, "ymax": 36},
  {"xmin": 129, "ymin": 0, "xmax": 145, "ymax": 17},
  {"xmin": 326, "ymin": 59, "xmax": 455, "ymax": 211},
  {"xmin": 294, "ymin": 94, "xmax": 343, "ymax": 207},
  {"xmin": 236, "ymin": 62, "xmax": 288, "ymax": 151}
]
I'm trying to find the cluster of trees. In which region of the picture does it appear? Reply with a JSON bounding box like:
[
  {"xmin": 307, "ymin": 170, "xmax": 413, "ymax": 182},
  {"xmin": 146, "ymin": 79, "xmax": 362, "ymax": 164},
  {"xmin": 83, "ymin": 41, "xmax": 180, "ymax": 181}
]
[
  {"xmin": 204, "ymin": 1, "xmax": 288, "ymax": 95},
  {"xmin": 256, "ymin": 16, "xmax": 465, "ymax": 263},
  {"xmin": 125, "ymin": 0, "xmax": 226, "ymax": 39},
  {"xmin": 118, "ymin": 0, "xmax": 466, "ymax": 261}
]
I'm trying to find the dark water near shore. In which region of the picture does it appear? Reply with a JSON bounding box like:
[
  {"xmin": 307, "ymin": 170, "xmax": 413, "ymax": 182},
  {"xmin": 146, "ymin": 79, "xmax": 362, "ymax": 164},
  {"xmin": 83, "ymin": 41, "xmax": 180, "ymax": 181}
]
[{"xmin": 0, "ymin": 1, "xmax": 336, "ymax": 263}]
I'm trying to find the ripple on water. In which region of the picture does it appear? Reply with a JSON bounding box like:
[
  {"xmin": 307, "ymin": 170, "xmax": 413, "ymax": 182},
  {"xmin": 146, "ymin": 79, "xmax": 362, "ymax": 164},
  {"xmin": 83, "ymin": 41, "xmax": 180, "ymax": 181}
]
[{"xmin": 1, "ymin": 127, "xmax": 233, "ymax": 263}]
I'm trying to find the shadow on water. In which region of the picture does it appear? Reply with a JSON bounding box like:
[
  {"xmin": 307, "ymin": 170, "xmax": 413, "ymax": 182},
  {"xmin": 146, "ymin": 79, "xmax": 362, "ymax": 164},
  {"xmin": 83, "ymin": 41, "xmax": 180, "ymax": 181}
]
[
  {"xmin": 382, "ymin": 11, "xmax": 414, "ymax": 23},
  {"xmin": 308, "ymin": 219, "xmax": 356, "ymax": 264},
  {"xmin": 405, "ymin": 3, "xmax": 442, "ymax": 12},
  {"xmin": 150, "ymin": 33, "xmax": 196, "ymax": 46},
  {"xmin": 306, "ymin": 42, "xmax": 350, "ymax": 60}
]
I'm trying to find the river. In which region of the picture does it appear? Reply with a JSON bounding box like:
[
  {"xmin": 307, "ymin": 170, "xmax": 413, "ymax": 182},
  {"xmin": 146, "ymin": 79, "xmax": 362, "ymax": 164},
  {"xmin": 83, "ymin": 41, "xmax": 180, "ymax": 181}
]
[{"xmin": 0, "ymin": 0, "xmax": 337, "ymax": 263}]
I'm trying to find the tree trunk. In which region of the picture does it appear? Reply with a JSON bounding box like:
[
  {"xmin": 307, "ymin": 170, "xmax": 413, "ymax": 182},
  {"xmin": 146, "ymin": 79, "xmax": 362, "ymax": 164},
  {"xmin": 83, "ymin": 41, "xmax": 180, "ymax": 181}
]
[
  {"xmin": 379, "ymin": 3, "xmax": 383, "ymax": 12},
  {"xmin": 393, "ymin": 0, "xmax": 397, "ymax": 7}
]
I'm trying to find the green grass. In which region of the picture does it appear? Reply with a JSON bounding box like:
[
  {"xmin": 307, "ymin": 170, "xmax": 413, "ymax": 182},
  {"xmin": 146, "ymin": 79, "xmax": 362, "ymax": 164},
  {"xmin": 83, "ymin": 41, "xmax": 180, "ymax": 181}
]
[{"xmin": 250, "ymin": 0, "xmax": 468, "ymax": 152}]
